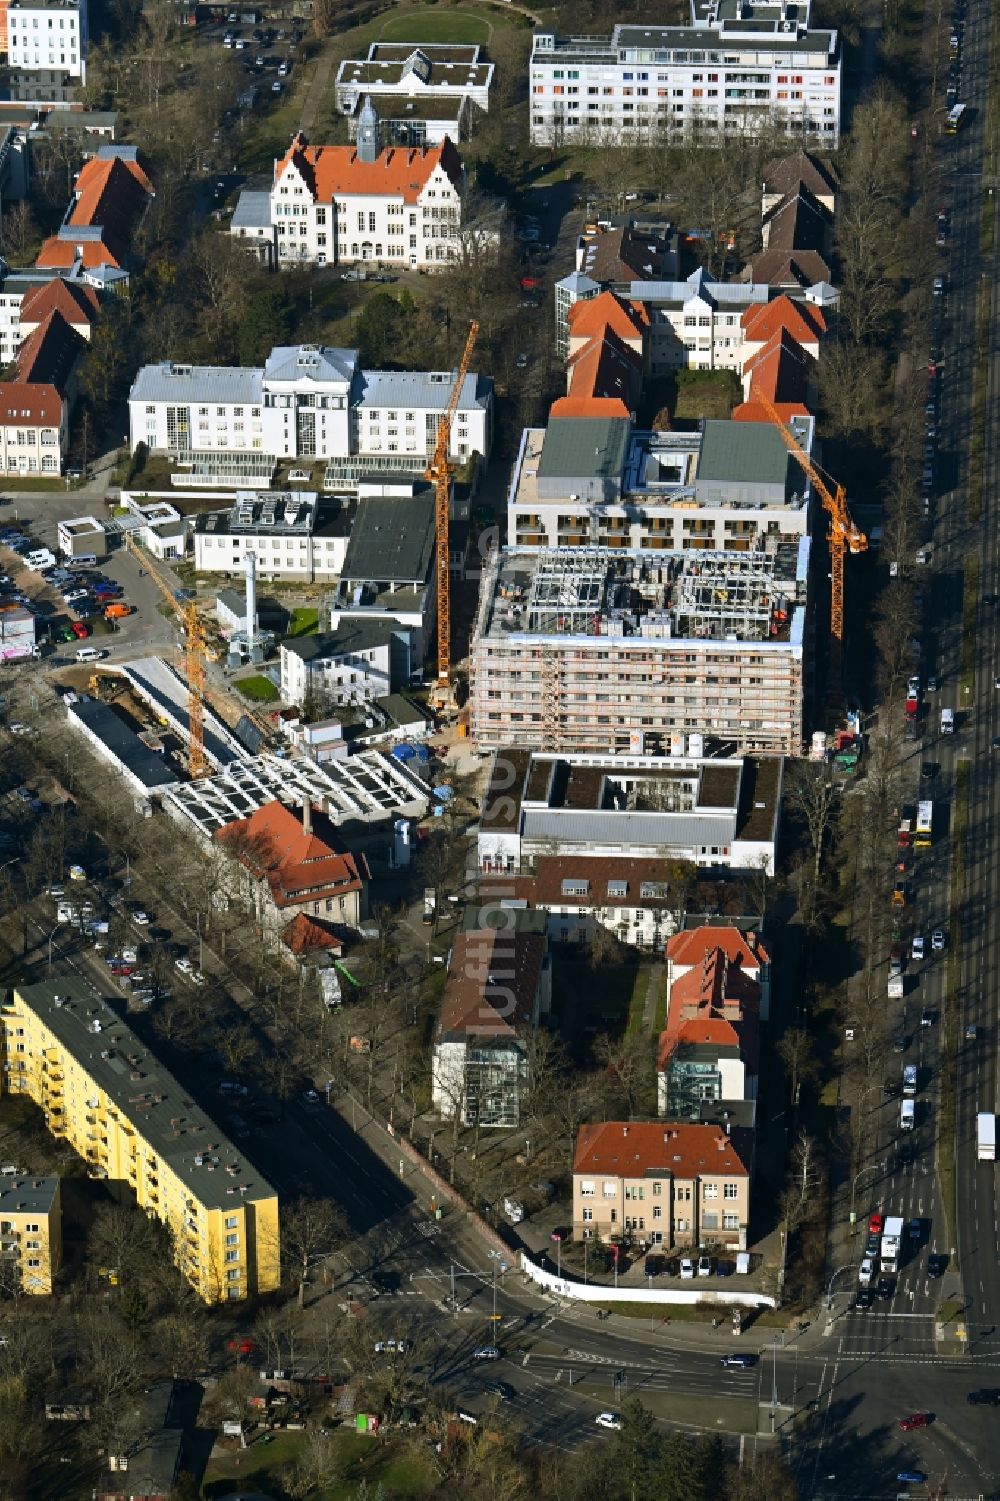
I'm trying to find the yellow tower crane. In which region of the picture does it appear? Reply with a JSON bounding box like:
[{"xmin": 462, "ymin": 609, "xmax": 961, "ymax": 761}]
[
  {"xmin": 125, "ymin": 536, "xmax": 208, "ymax": 779},
  {"xmin": 426, "ymin": 320, "xmax": 479, "ymax": 700},
  {"xmin": 754, "ymin": 394, "xmax": 867, "ymax": 693}
]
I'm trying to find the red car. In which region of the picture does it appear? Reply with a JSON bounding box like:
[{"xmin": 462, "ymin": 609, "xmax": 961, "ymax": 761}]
[
  {"xmin": 227, "ymin": 1337, "xmax": 258, "ymax": 1358},
  {"xmin": 899, "ymin": 1413, "xmax": 930, "ymax": 1431},
  {"xmin": 869, "ymin": 1212, "xmax": 884, "ymax": 1236},
  {"xmin": 71, "ymin": 621, "xmax": 89, "ymax": 639}
]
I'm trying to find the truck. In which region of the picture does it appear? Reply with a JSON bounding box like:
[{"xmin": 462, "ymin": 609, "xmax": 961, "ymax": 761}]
[
  {"xmin": 905, "ymin": 677, "xmax": 920, "ymax": 722},
  {"xmin": 941, "ymin": 707, "xmax": 955, "ymax": 734},
  {"xmin": 897, "ymin": 812, "xmax": 914, "ymax": 849},
  {"xmin": 915, "ymin": 801, "xmax": 933, "ymax": 849},
  {"xmin": 422, "ymin": 887, "xmax": 436, "ymax": 925},
  {"xmin": 888, "ymin": 973, "xmax": 904, "ymax": 999},
  {"xmin": 900, "ymin": 1099, "xmax": 915, "ymax": 1131},
  {"xmin": 978, "ymin": 1112, "xmax": 996, "ymax": 1162},
  {"xmin": 880, "ymin": 1215, "xmax": 904, "ymax": 1273}
]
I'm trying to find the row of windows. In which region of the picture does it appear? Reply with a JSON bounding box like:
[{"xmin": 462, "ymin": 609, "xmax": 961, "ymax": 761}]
[{"xmin": 579, "ymin": 1179, "xmax": 741, "ymax": 1198}]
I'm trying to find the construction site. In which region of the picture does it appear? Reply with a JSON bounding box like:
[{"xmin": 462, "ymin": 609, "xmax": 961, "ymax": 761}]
[{"xmin": 469, "ymin": 544, "xmax": 809, "ymax": 757}]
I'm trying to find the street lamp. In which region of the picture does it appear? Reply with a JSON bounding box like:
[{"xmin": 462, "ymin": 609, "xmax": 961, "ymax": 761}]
[
  {"xmin": 849, "ymin": 1162, "xmax": 882, "ymax": 1229},
  {"xmin": 552, "ymin": 1230, "xmax": 563, "ymax": 1277}
]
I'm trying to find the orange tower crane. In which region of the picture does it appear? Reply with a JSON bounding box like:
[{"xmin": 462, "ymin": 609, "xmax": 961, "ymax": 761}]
[
  {"xmin": 125, "ymin": 535, "xmax": 208, "ymax": 779},
  {"xmin": 427, "ymin": 320, "xmax": 479, "ymax": 696},
  {"xmin": 755, "ymin": 394, "xmax": 867, "ymax": 691}
]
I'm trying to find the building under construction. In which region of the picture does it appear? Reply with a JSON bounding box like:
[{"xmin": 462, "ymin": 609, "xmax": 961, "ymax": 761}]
[{"xmin": 470, "ymin": 543, "xmax": 809, "ymax": 756}]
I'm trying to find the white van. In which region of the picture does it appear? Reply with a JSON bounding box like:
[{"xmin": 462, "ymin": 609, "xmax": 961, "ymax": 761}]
[
  {"xmin": 69, "ymin": 554, "xmax": 98, "ymax": 569},
  {"xmin": 900, "ymin": 1100, "xmax": 915, "ymax": 1131},
  {"xmin": 25, "ymin": 550, "xmax": 56, "ymax": 570},
  {"xmin": 75, "ymin": 646, "xmax": 102, "ymax": 663},
  {"xmin": 902, "ymin": 1064, "xmax": 918, "ymax": 1097}
]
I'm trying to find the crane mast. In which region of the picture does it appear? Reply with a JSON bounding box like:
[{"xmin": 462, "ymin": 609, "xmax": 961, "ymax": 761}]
[
  {"xmin": 427, "ymin": 320, "xmax": 479, "ymax": 697},
  {"xmin": 754, "ymin": 395, "xmax": 867, "ymax": 693}
]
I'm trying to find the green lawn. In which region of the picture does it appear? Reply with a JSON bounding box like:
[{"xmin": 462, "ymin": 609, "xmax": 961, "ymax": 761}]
[
  {"xmin": 378, "ymin": 7, "xmax": 493, "ymax": 44},
  {"xmin": 202, "ymin": 1427, "xmax": 438, "ymax": 1500},
  {"xmin": 288, "ymin": 606, "xmax": 319, "ymax": 637},
  {"xmin": 235, "ymin": 674, "xmax": 280, "ymax": 703}
]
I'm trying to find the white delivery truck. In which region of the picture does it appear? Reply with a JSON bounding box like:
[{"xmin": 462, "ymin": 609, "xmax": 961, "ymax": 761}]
[
  {"xmin": 940, "ymin": 707, "xmax": 954, "ymax": 734},
  {"xmin": 977, "ymin": 1112, "xmax": 996, "ymax": 1162},
  {"xmin": 888, "ymin": 973, "xmax": 904, "ymax": 999},
  {"xmin": 881, "ymin": 1215, "xmax": 904, "ymax": 1273},
  {"xmin": 900, "ymin": 1100, "xmax": 915, "ymax": 1131}
]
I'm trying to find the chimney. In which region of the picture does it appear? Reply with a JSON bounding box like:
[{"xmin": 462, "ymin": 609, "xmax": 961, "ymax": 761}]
[
  {"xmin": 622, "ymin": 1125, "xmax": 629, "ymax": 1137},
  {"xmin": 302, "ymin": 798, "xmax": 313, "ymax": 836}
]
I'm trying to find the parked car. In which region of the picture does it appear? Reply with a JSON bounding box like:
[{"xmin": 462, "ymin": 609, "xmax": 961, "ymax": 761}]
[
  {"xmin": 679, "ymin": 1258, "xmax": 695, "ymax": 1279},
  {"xmin": 483, "ymin": 1379, "xmax": 515, "ymax": 1400},
  {"xmin": 696, "ymin": 1255, "xmax": 712, "ymax": 1277},
  {"xmin": 472, "ymin": 1346, "xmax": 502, "ymax": 1361},
  {"xmin": 374, "ymin": 1338, "xmax": 411, "ymax": 1354},
  {"xmin": 967, "ymin": 1389, "xmax": 1000, "ymax": 1406},
  {"xmin": 899, "ymin": 1413, "xmax": 930, "ymax": 1430},
  {"xmin": 595, "ymin": 1412, "xmax": 622, "ymax": 1430}
]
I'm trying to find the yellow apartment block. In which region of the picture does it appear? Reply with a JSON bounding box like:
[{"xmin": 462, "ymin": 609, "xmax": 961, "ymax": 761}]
[
  {"xmin": 0, "ymin": 1172, "xmax": 61, "ymax": 1294},
  {"xmin": 1, "ymin": 981, "xmax": 280, "ymax": 1303}
]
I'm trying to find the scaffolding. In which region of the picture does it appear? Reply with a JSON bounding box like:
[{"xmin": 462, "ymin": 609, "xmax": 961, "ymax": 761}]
[
  {"xmin": 669, "ymin": 553, "xmax": 787, "ymax": 642},
  {"xmin": 524, "ymin": 548, "xmax": 610, "ymax": 634}
]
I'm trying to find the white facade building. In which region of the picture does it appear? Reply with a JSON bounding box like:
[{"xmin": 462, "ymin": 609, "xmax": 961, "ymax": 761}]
[
  {"xmin": 7, "ymin": 0, "xmax": 87, "ymax": 80},
  {"xmin": 334, "ymin": 43, "xmax": 493, "ymax": 144},
  {"xmin": 529, "ymin": 0, "xmax": 841, "ymax": 147},
  {"xmin": 508, "ymin": 413, "xmax": 815, "ymax": 553},
  {"xmin": 193, "ymin": 492, "xmax": 353, "ymax": 582},
  {"xmin": 231, "ymin": 106, "xmax": 465, "ymax": 270},
  {"xmin": 128, "ymin": 344, "xmax": 493, "ymax": 476},
  {"xmin": 279, "ymin": 619, "xmax": 411, "ymax": 708}
]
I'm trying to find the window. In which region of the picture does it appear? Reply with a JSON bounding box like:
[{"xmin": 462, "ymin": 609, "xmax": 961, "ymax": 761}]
[
  {"xmin": 602, "ymin": 1181, "xmax": 617, "ymax": 1198},
  {"xmin": 580, "ymin": 1180, "xmax": 595, "ymax": 1197},
  {"xmin": 652, "ymin": 1182, "xmax": 662, "ymax": 1196},
  {"xmin": 607, "ymin": 879, "xmax": 627, "ymax": 897},
  {"xmin": 704, "ymin": 1183, "xmax": 718, "ymax": 1199},
  {"xmin": 25, "ymin": 1223, "xmax": 38, "ymax": 1233},
  {"xmin": 652, "ymin": 1206, "xmax": 662, "ymax": 1220},
  {"xmin": 723, "ymin": 1212, "xmax": 740, "ymax": 1230},
  {"xmin": 723, "ymin": 1182, "xmax": 740, "ymax": 1199},
  {"xmin": 561, "ymin": 878, "xmax": 589, "ymax": 896},
  {"xmin": 225, "ymin": 1249, "xmax": 239, "ymax": 1262},
  {"xmin": 227, "ymin": 1269, "xmax": 241, "ymax": 1281},
  {"xmin": 225, "ymin": 1232, "xmax": 239, "ymax": 1245}
]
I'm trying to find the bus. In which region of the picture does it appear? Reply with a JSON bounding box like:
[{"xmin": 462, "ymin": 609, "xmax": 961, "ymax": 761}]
[
  {"xmin": 915, "ymin": 800, "xmax": 933, "ymax": 848},
  {"xmin": 946, "ymin": 102, "xmax": 967, "ymax": 133}
]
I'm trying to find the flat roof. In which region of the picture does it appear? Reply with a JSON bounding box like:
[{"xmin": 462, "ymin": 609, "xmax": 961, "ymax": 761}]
[
  {"xmin": 0, "ymin": 1173, "xmax": 59, "ymax": 1215},
  {"xmin": 12, "ymin": 980, "xmax": 277, "ymax": 1210},
  {"xmin": 537, "ymin": 416, "xmax": 631, "ymax": 483},
  {"xmin": 697, "ymin": 418, "xmax": 806, "ymax": 488},
  {"xmin": 341, "ymin": 491, "xmax": 435, "ymax": 584},
  {"xmin": 68, "ymin": 697, "xmax": 179, "ymax": 791}
]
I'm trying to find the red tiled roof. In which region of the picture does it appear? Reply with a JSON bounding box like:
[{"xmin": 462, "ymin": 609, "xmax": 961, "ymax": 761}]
[
  {"xmin": 35, "ymin": 235, "xmax": 125, "ymax": 271},
  {"xmin": 549, "ymin": 395, "xmax": 631, "ymax": 420},
  {"xmin": 0, "ymin": 380, "xmax": 62, "ymax": 427},
  {"xmin": 437, "ymin": 927, "xmax": 546, "ymax": 1039},
  {"xmin": 567, "ymin": 290, "xmax": 649, "ymax": 344},
  {"xmin": 281, "ymin": 912, "xmax": 344, "ymax": 955},
  {"xmin": 741, "ymin": 294, "xmax": 826, "ymax": 346},
  {"xmin": 15, "ymin": 309, "xmax": 85, "ymax": 388},
  {"xmin": 734, "ymin": 401, "xmax": 809, "ymax": 424},
  {"xmin": 658, "ymin": 943, "xmax": 761, "ymax": 1072},
  {"xmin": 566, "ymin": 325, "xmax": 641, "ymax": 403},
  {"xmin": 275, "ymin": 131, "xmax": 463, "ymax": 204},
  {"xmin": 214, "ymin": 800, "xmax": 366, "ymax": 910},
  {"xmin": 736, "ymin": 328, "xmax": 812, "ymax": 420},
  {"xmin": 19, "ymin": 279, "xmax": 100, "ymax": 331},
  {"xmin": 573, "ymin": 1120, "xmax": 751, "ymax": 1179},
  {"xmin": 666, "ymin": 926, "xmax": 770, "ymax": 969},
  {"xmin": 36, "ymin": 152, "xmax": 154, "ymax": 272}
]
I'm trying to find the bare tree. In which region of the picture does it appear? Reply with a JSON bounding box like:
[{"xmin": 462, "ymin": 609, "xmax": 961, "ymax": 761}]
[
  {"xmin": 281, "ymin": 1197, "xmax": 347, "ymax": 1307},
  {"xmin": 776, "ymin": 1027, "xmax": 819, "ymax": 1108}
]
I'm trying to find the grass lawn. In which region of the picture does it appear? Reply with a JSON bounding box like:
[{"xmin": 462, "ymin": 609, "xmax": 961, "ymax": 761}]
[
  {"xmin": 288, "ymin": 606, "xmax": 319, "ymax": 637},
  {"xmin": 202, "ymin": 1427, "xmax": 438, "ymax": 1500},
  {"xmin": 673, "ymin": 369, "xmax": 741, "ymax": 421},
  {"xmin": 235, "ymin": 674, "xmax": 280, "ymax": 703},
  {"xmin": 378, "ymin": 7, "xmax": 493, "ymax": 44}
]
